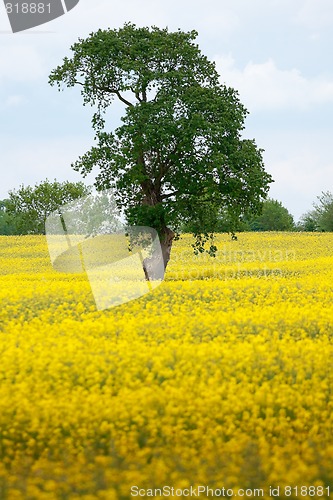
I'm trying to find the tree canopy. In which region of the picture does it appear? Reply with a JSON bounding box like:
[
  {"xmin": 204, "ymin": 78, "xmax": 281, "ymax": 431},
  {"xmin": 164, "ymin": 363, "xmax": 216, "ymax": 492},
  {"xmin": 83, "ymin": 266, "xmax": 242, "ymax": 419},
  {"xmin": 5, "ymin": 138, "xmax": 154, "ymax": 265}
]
[
  {"xmin": 5, "ymin": 179, "xmax": 91, "ymax": 235},
  {"xmin": 245, "ymin": 198, "xmax": 295, "ymax": 231},
  {"xmin": 0, "ymin": 199, "xmax": 16, "ymax": 235},
  {"xmin": 299, "ymin": 191, "xmax": 333, "ymax": 232},
  {"xmin": 49, "ymin": 23, "xmax": 273, "ymax": 271},
  {"xmin": 182, "ymin": 198, "xmax": 295, "ymax": 233}
]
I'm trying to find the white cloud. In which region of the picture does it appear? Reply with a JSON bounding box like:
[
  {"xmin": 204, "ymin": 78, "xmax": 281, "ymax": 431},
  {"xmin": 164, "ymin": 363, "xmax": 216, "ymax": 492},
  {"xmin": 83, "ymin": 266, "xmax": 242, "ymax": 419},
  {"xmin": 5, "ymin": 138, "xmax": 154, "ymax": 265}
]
[
  {"xmin": 295, "ymin": 0, "xmax": 333, "ymax": 29},
  {"xmin": 3, "ymin": 95, "xmax": 25, "ymax": 107},
  {"xmin": 249, "ymin": 128, "xmax": 333, "ymax": 220},
  {"xmin": 55, "ymin": 0, "xmax": 240, "ymax": 38},
  {"xmin": 162, "ymin": 1, "xmax": 240, "ymax": 38},
  {"xmin": 0, "ymin": 135, "xmax": 95, "ymax": 198},
  {"xmin": 215, "ymin": 55, "xmax": 333, "ymax": 111},
  {"xmin": 50, "ymin": 0, "xmax": 167, "ymax": 36},
  {"xmin": 0, "ymin": 45, "xmax": 45, "ymax": 83},
  {"xmin": 268, "ymin": 154, "xmax": 333, "ymax": 220}
]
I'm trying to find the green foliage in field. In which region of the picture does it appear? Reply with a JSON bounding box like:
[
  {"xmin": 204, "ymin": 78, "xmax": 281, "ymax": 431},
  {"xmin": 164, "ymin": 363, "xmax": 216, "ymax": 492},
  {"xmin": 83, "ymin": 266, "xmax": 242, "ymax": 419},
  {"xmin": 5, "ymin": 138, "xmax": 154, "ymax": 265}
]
[
  {"xmin": 299, "ymin": 191, "xmax": 333, "ymax": 232},
  {"xmin": 4, "ymin": 179, "xmax": 91, "ymax": 235}
]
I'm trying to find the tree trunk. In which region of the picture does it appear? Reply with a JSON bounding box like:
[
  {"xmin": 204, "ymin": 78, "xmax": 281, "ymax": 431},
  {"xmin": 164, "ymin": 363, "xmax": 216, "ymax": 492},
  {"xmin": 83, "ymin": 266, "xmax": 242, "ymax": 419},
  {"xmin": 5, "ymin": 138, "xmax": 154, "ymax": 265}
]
[{"xmin": 143, "ymin": 227, "xmax": 175, "ymax": 281}]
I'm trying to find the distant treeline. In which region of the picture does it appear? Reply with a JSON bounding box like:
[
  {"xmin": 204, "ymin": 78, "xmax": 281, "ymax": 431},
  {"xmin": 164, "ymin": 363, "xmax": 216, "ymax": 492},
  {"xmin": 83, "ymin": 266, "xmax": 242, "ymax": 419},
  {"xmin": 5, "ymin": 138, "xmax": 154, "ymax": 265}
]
[{"xmin": 1, "ymin": 179, "xmax": 333, "ymax": 235}]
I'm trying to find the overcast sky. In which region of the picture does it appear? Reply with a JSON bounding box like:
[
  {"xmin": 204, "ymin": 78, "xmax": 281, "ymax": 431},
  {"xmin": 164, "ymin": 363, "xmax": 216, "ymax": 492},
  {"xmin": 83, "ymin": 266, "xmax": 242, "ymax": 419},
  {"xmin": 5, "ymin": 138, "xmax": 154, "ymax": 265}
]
[{"xmin": 1, "ymin": 0, "xmax": 333, "ymax": 221}]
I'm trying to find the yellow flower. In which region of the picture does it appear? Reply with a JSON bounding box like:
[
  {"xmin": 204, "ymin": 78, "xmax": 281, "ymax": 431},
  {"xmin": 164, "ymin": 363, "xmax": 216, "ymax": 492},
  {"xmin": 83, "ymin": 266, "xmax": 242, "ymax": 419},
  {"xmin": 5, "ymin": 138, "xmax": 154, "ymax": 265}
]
[{"xmin": 0, "ymin": 233, "xmax": 333, "ymax": 497}]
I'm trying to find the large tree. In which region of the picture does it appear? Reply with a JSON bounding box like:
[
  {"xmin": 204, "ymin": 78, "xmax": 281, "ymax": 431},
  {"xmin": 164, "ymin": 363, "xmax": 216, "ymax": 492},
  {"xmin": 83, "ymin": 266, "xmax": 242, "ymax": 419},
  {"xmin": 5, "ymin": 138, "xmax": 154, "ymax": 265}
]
[
  {"xmin": 49, "ymin": 23, "xmax": 273, "ymax": 275},
  {"xmin": 6, "ymin": 179, "xmax": 91, "ymax": 235}
]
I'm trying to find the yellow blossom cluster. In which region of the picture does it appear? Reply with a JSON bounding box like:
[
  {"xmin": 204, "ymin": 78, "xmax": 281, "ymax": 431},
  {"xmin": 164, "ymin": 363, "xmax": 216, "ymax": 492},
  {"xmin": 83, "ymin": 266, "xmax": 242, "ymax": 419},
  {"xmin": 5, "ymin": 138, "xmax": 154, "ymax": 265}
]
[{"xmin": 0, "ymin": 233, "xmax": 333, "ymax": 499}]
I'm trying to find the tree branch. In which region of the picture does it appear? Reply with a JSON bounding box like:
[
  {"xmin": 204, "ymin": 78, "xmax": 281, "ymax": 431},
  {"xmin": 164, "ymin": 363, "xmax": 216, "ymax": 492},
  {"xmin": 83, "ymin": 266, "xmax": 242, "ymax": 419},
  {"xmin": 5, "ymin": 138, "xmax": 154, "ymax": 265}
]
[
  {"xmin": 74, "ymin": 80, "xmax": 134, "ymax": 107},
  {"xmin": 131, "ymin": 86, "xmax": 143, "ymax": 102},
  {"xmin": 113, "ymin": 89, "xmax": 133, "ymax": 107},
  {"xmin": 134, "ymin": 85, "xmax": 147, "ymax": 103},
  {"xmin": 142, "ymin": 87, "xmax": 147, "ymax": 102}
]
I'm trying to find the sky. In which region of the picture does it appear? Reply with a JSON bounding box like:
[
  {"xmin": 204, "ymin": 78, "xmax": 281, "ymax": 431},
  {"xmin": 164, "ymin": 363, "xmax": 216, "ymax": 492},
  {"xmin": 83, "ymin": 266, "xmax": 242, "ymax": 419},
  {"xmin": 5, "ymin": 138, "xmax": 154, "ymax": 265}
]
[{"xmin": 1, "ymin": 0, "xmax": 333, "ymax": 222}]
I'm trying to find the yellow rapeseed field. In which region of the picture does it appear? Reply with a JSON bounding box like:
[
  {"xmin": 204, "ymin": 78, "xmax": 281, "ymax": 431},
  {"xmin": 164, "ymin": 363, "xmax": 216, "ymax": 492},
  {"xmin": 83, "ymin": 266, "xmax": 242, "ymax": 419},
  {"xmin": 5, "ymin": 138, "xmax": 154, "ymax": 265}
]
[{"xmin": 1, "ymin": 232, "xmax": 333, "ymax": 499}]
